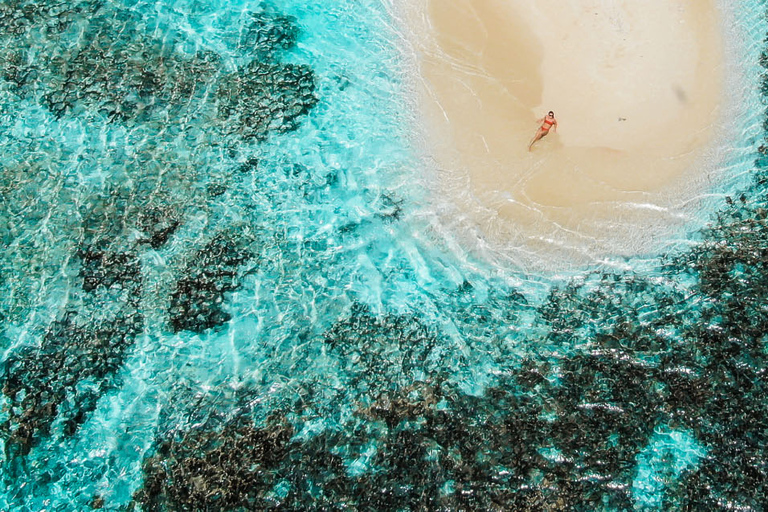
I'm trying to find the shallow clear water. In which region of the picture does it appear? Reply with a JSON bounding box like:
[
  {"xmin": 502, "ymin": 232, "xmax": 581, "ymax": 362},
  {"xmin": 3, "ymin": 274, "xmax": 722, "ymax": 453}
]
[{"xmin": 1, "ymin": 0, "xmax": 768, "ymax": 510}]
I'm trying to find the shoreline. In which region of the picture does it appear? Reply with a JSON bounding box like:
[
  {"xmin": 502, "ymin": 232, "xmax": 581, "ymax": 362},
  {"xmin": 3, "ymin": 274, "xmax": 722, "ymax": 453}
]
[{"xmin": 393, "ymin": 0, "xmax": 731, "ymax": 269}]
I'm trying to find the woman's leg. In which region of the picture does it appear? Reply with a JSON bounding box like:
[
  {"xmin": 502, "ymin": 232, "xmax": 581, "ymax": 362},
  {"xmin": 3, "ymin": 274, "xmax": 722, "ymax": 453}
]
[{"xmin": 528, "ymin": 129, "xmax": 546, "ymax": 150}]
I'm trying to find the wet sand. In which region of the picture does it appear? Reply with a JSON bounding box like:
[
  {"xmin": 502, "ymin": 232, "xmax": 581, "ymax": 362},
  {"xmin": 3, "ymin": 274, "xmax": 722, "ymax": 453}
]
[{"xmin": 398, "ymin": 0, "xmax": 726, "ymax": 268}]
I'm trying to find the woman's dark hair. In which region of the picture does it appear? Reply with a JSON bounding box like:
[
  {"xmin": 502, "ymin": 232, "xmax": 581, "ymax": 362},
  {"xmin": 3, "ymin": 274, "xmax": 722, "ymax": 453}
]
[{"xmin": 548, "ymin": 111, "xmax": 554, "ymax": 116}]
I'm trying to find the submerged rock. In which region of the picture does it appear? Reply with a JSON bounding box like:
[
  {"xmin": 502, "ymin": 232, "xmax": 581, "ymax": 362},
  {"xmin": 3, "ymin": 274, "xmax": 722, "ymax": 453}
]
[
  {"xmin": 134, "ymin": 415, "xmax": 295, "ymax": 511},
  {"xmin": 1, "ymin": 2, "xmax": 319, "ymax": 147},
  {"xmin": 323, "ymin": 303, "xmax": 444, "ymax": 390},
  {"xmin": 1, "ymin": 310, "xmax": 142, "ymax": 459},
  {"xmin": 0, "ymin": 49, "xmax": 36, "ymax": 96},
  {"xmin": 206, "ymin": 183, "xmax": 227, "ymax": 198},
  {"xmin": 237, "ymin": 157, "xmax": 260, "ymax": 174},
  {"xmin": 132, "ymin": 235, "xmax": 768, "ymax": 511},
  {"xmin": 0, "ymin": 0, "xmax": 99, "ymax": 37},
  {"xmin": 41, "ymin": 22, "xmax": 223, "ymax": 122},
  {"xmin": 168, "ymin": 232, "xmax": 253, "ymax": 333},
  {"xmin": 78, "ymin": 248, "xmax": 141, "ymax": 292},
  {"xmin": 135, "ymin": 205, "xmax": 181, "ymax": 249},
  {"xmin": 239, "ymin": 10, "xmax": 299, "ymax": 57},
  {"xmin": 216, "ymin": 60, "xmax": 317, "ymax": 141}
]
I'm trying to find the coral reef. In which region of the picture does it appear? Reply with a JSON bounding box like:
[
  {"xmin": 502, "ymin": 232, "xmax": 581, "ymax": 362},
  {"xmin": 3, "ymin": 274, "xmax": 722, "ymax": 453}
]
[
  {"xmin": 239, "ymin": 10, "xmax": 299, "ymax": 57},
  {"xmin": 323, "ymin": 303, "xmax": 444, "ymax": 390},
  {"xmin": 6, "ymin": 0, "xmax": 768, "ymax": 510},
  {"xmin": 0, "ymin": 0, "xmax": 100, "ymax": 37},
  {"xmin": 132, "ymin": 230, "xmax": 768, "ymax": 509},
  {"xmin": 216, "ymin": 60, "xmax": 317, "ymax": 141},
  {"xmin": 78, "ymin": 249, "xmax": 141, "ymax": 293},
  {"xmin": 0, "ymin": 1, "xmax": 321, "ymax": 508},
  {"xmin": 134, "ymin": 415, "xmax": 294, "ymax": 511},
  {"xmin": 168, "ymin": 232, "xmax": 253, "ymax": 333},
  {"xmin": 42, "ymin": 22, "xmax": 223, "ymax": 121},
  {"xmin": 1, "ymin": 2, "xmax": 317, "ymax": 141},
  {"xmin": 659, "ymin": 204, "xmax": 768, "ymax": 509},
  {"xmin": 1, "ymin": 308, "xmax": 142, "ymax": 459},
  {"xmin": 134, "ymin": 205, "xmax": 181, "ymax": 250},
  {"xmin": 218, "ymin": 9, "xmax": 318, "ymax": 141}
]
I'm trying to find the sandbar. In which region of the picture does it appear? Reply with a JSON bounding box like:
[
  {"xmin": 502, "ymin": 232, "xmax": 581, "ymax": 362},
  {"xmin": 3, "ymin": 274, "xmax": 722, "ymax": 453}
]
[{"xmin": 396, "ymin": 0, "xmax": 726, "ymax": 269}]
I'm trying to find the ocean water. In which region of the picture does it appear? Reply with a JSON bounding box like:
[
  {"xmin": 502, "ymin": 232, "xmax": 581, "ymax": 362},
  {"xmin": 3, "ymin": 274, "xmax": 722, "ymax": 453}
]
[{"xmin": 1, "ymin": 0, "xmax": 768, "ymax": 510}]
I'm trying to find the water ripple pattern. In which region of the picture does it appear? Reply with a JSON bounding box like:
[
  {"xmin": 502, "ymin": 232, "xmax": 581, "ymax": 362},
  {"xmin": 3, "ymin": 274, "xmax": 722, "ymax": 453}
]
[{"xmin": 0, "ymin": 0, "xmax": 767, "ymax": 510}]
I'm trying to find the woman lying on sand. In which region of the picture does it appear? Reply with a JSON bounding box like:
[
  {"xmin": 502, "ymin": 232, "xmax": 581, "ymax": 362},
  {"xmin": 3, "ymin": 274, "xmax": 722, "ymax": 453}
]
[{"xmin": 529, "ymin": 111, "xmax": 557, "ymax": 150}]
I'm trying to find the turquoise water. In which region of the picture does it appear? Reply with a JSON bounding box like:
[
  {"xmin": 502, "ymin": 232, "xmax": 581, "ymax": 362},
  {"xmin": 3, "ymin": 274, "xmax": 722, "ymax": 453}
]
[{"xmin": 1, "ymin": 0, "xmax": 768, "ymax": 510}]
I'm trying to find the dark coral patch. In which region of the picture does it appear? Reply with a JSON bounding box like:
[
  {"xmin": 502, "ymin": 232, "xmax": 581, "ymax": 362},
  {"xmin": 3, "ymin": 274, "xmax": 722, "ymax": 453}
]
[
  {"xmin": 134, "ymin": 415, "xmax": 294, "ymax": 511},
  {"xmin": 239, "ymin": 10, "xmax": 299, "ymax": 57},
  {"xmin": 135, "ymin": 205, "xmax": 181, "ymax": 249},
  {"xmin": 216, "ymin": 60, "xmax": 317, "ymax": 141},
  {"xmin": 168, "ymin": 233, "xmax": 253, "ymax": 333},
  {"xmin": 659, "ymin": 206, "xmax": 768, "ymax": 508},
  {"xmin": 1, "ymin": 2, "xmax": 319, "ymax": 144},
  {"xmin": 78, "ymin": 249, "xmax": 141, "ymax": 292},
  {"xmin": 324, "ymin": 303, "xmax": 443, "ymax": 390},
  {"xmin": 0, "ymin": 0, "xmax": 100, "ymax": 37},
  {"xmin": 1, "ymin": 310, "xmax": 142, "ymax": 459},
  {"xmin": 0, "ymin": 49, "xmax": 37, "ymax": 96},
  {"xmin": 132, "ymin": 378, "xmax": 634, "ymax": 510},
  {"xmin": 132, "ymin": 210, "xmax": 768, "ymax": 509},
  {"xmin": 216, "ymin": 9, "xmax": 317, "ymax": 140},
  {"xmin": 42, "ymin": 22, "xmax": 222, "ymax": 121}
]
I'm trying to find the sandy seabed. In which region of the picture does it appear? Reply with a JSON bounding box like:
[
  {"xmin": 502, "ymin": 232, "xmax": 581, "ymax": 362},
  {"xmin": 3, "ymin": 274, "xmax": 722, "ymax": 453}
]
[{"xmin": 396, "ymin": 0, "xmax": 727, "ymax": 269}]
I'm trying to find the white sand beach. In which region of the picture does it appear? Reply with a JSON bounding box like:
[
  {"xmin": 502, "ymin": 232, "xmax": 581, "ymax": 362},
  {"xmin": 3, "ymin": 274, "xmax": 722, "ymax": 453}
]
[{"xmin": 397, "ymin": 0, "xmax": 727, "ymax": 268}]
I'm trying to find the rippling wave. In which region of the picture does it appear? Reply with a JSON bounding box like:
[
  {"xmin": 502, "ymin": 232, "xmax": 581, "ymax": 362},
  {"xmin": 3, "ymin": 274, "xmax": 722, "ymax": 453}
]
[{"xmin": 1, "ymin": 0, "xmax": 767, "ymax": 510}]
